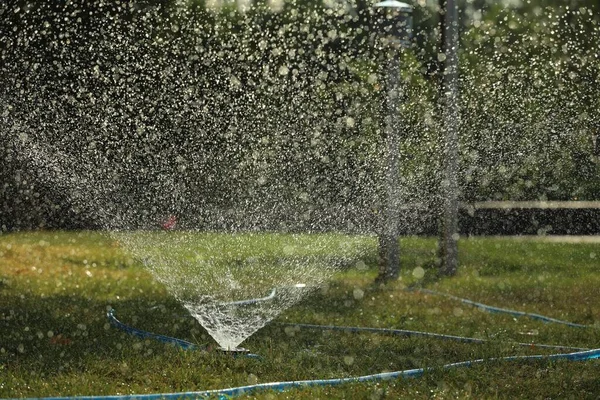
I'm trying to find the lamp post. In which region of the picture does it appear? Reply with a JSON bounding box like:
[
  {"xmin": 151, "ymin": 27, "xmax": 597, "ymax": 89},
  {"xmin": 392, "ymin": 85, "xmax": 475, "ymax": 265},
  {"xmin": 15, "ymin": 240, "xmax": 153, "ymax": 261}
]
[
  {"xmin": 373, "ymin": 1, "xmax": 412, "ymax": 282},
  {"xmin": 438, "ymin": 0, "xmax": 459, "ymax": 276}
]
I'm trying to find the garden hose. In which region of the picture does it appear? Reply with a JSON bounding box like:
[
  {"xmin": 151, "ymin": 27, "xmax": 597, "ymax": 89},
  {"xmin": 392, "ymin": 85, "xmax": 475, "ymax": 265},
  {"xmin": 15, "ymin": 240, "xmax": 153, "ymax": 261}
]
[
  {"xmin": 20, "ymin": 347, "xmax": 600, "ymax": 400},
  {"xmin": 223, "ymin": 288, "xmax": 276, "ymax": 306},
  {"xmin": 410, "ymin": 287, "xmax": 594, "ymax": 328},
  {"xmin": 107, "ymin": 309, "xmax": 199, "ymax": 350},
  {"xmin": 109, "ymin": 307, "xmax": 588, "ymax": 356},
  {"xmin": 20, "ymin": 290, "xmax": 599, "ymax": 400},
  {"xmin": 107, "ymin": 309, "xmax": 261, "ymax": 358},
  {"xmin": 220, "ymin": 284, "xmax": 308, "ymax": 307},
  {"xmin": 277, "ymin": 323, "xmax": 590, "ymax": 352}
]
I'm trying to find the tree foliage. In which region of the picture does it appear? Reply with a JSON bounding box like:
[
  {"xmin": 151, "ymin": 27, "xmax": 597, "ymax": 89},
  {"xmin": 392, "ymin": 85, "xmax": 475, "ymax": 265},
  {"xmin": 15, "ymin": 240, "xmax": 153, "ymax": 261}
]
[{"xmin": 459, "ymin": 0, "xmax": 600, "ymax": 201}]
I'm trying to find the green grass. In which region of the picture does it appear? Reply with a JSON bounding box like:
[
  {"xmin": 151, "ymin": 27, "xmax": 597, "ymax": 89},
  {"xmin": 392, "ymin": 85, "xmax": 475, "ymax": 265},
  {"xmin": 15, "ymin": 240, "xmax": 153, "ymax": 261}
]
[{"xmin": 1, "ymin": 231, "xmax": 599, "ymax": 399}]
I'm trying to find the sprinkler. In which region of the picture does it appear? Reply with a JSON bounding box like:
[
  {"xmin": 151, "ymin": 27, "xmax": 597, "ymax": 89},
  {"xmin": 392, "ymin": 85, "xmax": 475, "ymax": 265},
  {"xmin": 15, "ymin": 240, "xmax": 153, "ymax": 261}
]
[
  {"xmin": 216, "ymin": 347, "xmax": 251, "ymax": 356},
  {"xmin": 107, "ymin": 308, "xmax": 262, "ymax": 358}
]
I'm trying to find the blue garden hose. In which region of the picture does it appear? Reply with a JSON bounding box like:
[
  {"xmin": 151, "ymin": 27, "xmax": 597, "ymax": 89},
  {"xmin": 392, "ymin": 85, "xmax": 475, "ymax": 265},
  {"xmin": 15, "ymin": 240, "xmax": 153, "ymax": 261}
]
[
  {"xmin": 278, "ymin": 323, "xmax": 590, "ymax": 351},
  {"xmin": 410, "ymin": 287, "xmax": 594, "ymax": 328},
  {"xmin": 109, "ymin": 308, "xmax": 588, "ymax": 354},
  {"xmin": 107, "ymin": 309, "xmax": 261, "ymax": 359},
  {"xmin": 107, "ymin": 309, "xmax": 199, "ymax": 350},
  {"xmin": 19, "ymin": 348, "xmax": 600, "ymax": 400},
  {"xmin": 18, "ymin": 290, "xmax": 600, "ymax": 400},
  {"xmin": 220, "ymin": 284, "xmax": 308, "ymax": 307},
  {"xmin": 224, "ymin": 288, "xmax": 276, "ymax": 306}
]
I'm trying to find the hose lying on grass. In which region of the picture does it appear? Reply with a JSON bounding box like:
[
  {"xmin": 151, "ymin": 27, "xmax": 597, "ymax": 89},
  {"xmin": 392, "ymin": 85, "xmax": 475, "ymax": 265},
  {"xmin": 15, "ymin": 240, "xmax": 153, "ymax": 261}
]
[
  {"xmin": 108, "ymin": 309, "xmax": 198, "ymax": 350},
  {"xmin": 26, "ymin": 290, "xmax": 600, "ymax": 400},
  {"xmin": 275, "ymin": 322, "xmax": 590, "ymax": 352},
  {"xmin": 410, "ymin": 287, "xmax": 593, "ymax": 328},
  {"xmin": 107, "ymin": 309, "xmax": 261, "ymax": 358},
  {"xmin": 26, "ymin": 344, "xmax": 600, "ymax": 400}
]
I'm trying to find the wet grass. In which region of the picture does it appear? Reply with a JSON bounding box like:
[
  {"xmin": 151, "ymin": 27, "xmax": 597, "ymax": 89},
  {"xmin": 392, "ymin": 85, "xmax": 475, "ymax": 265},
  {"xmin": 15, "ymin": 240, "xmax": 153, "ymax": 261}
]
[{"xmin": 1, "ymin": 231, "xmax": 599, "ymax": 399}]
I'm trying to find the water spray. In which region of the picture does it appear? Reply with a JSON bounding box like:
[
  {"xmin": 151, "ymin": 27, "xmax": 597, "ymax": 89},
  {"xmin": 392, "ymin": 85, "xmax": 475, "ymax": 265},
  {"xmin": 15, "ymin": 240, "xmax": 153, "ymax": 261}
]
[{"xmin": 4, "ymin": 0, "xmax": 599, "ymax": 398}]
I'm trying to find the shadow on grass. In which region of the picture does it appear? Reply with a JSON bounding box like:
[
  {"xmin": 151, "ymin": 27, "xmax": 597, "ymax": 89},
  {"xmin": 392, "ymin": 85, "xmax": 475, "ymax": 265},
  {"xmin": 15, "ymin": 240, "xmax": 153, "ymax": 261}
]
[
  {"xmin": 0, "ymin": 290, "xmax": 206, "ymax": 374},
  {"xmin": 2, "ymin": 278, "xmax": 373, "ymax": 374}
]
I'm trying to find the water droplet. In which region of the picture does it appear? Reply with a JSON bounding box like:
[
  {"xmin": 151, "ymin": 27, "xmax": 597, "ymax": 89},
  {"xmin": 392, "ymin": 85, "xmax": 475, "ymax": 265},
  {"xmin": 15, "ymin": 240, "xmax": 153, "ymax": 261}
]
[
  {"xmin": 247, "ymin": 373, "xmax": 258, "ymax": 385},
  {"xmin": 355, "ymin": 260, "xmax": 367, "ymax": 271},
  {"xmin": 278, "ymin": 65, "xmax": 289, "ymax": 76},
  {"xmin": 412, "ymin": 267, "xmax": 425, "ymax": 279}
]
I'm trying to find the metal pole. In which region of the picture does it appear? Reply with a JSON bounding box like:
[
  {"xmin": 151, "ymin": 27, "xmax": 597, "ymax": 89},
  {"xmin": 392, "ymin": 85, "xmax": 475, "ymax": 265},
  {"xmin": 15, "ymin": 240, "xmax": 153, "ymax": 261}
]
[
  {"xmin": 439, "ymin": 0, "xmax": 459, "ymax": 275},
  {"xmin": 372, "ymin": 1, "xmax": 412, "ymax": 282},
  {"xmin": 379, "ymin": 52, "xmax": 401, "ymax": 281}
]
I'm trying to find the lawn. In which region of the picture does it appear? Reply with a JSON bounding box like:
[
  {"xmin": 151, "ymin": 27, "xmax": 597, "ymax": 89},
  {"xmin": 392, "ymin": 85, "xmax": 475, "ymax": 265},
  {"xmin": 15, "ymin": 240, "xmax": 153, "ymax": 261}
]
[{"xmin": 1, "ymin": 231, "xmax": 599, "ymax": 399}]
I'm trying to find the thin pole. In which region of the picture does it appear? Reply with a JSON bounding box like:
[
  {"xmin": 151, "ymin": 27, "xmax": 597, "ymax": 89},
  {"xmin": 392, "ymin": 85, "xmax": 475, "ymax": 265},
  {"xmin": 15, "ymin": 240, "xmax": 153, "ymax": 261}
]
[
  {"xmin": 372, "ymin": 1, "xmax": 412, "ymax": 282},
  {"xmin": 439, "ymin": 0, "xmax": 459, "ymax": 275},
  {"xmin": 378, "ymin": 51, "xmax": 401, "ymax": 281}
]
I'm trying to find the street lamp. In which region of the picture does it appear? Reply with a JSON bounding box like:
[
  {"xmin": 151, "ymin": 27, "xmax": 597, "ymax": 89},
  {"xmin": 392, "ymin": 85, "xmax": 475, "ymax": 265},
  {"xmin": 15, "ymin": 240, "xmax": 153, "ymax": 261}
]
[
  {"xmin": 373, "ymin": 1, "xmax": 412, "ymax": 48},
  {"xmin": 439, "ymin": 0, "xmax": 460, "ymax": 276},
  {"xmin": 373, "ymin": 0, "xmax": 412, "ymax": 282}
]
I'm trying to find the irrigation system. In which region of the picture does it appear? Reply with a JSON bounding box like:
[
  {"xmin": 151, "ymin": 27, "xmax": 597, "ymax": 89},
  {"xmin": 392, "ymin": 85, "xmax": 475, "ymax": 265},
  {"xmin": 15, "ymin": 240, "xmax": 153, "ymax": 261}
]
[{"xmin": 19, "ymin": 287, "xmax": 598, "ymax": 400}]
